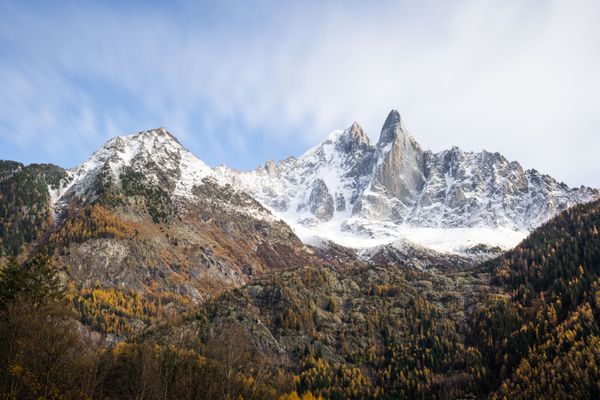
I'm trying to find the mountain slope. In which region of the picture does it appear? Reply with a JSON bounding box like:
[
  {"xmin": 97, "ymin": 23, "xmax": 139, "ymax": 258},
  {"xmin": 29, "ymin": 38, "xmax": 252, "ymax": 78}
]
[
  {"xmin": 469, "ymin": 198, "xmax": 600, "ymax": 399},
  {"xmin": 148, "ymin": 195, "xmax": 600, "ymax": 400},
  {"xmin": 0, "ymin": 129, "xmax": 326, "ymax": 316},
  {"xmin": 216, "ymin": 110, "xmax": 597, "ymax": 255}
]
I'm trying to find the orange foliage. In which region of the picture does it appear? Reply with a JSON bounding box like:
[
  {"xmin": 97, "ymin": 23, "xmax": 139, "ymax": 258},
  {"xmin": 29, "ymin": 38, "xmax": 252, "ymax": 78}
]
[{"xmin": 50, "ymin": 204, "xmax": 136, "ymax": 249}]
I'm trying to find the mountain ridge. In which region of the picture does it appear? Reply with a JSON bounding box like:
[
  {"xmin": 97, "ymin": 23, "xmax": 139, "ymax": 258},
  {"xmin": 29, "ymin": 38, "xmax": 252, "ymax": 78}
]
[
  {"xmin": 216, "ymin": 110, "xmax": 598, "ymax": 255},
  {"xmin": 0, "ymin": 128, "xmax": 333, "ymax": 307},
  {"xmin": 2, "ymin": 111, "xmax": 598, "ymax": 261}
]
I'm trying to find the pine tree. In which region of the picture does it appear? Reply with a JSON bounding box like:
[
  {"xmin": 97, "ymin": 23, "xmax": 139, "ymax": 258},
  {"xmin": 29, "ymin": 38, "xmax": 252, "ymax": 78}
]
[{"xmin": 0, "ymin": 256, "xmax": 63, "ymax": 309}]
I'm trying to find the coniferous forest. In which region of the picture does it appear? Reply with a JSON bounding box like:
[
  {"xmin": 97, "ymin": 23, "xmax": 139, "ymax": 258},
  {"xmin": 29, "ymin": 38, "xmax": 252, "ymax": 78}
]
[{"xmin": 1, "ymin": 197, "xmax": 598, "ymax": 399}]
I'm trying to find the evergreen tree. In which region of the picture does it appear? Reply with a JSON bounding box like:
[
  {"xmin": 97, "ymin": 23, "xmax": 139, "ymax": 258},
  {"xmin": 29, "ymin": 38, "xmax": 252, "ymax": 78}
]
[{"xmin": 0, "ymin": 255, "xmax": 63, "ymax": 309}]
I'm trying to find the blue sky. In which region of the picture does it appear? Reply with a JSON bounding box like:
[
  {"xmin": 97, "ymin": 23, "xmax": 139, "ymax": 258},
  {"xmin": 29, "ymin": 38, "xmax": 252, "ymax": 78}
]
[{"xmin": 1, "ymin": 0, "xmax": 599, "ymax": 187}]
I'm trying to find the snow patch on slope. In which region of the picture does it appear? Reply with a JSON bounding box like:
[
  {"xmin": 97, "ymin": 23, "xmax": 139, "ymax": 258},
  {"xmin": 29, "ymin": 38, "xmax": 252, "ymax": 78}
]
[
  {"xmin": 280, "ymin": 211, "xmax": 526, "ymax": 254},
  {"xmin": 174, "ymin": 148, "xmax": 213, "ymax": 198}
]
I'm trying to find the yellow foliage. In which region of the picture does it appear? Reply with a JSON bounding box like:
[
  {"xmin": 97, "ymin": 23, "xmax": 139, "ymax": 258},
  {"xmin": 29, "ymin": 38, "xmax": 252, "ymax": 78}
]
[
  {"xmin": 50, "ymin": 204, "xmax": 136, "ymax": 250},
  {"xmin": 279, "ymin": 392, "xmax": 301, "ymax": 400},
  {"xmin": 72, "ymin": 287, "xmax": 174, "ymax": 336}
]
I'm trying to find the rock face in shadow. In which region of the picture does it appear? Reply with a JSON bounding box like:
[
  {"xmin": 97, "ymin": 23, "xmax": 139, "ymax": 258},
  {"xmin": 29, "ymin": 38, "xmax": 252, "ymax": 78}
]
[{"xmin": 308, "ymin": 179, "xmax": 334, "ymax": 221}]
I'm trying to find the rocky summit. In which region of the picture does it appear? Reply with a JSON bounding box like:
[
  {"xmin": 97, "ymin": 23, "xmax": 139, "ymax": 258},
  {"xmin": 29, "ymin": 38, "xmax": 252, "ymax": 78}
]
[
  {"xmin": 216, "ymin": 110, "xmax": 598, "ymax": 255},
  {"xmin": 0, "ymin": 128, "xmax": 328, "ymax": 304}
]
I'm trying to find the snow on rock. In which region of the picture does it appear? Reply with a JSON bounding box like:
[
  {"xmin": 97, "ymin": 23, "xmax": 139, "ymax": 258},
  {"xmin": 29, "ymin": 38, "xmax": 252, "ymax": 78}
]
[
  {"xmin": 54, "ymin": 128, "xmax": 215, "ymax": 201},
  {"xmin": 216, "ymin": 110, "xmax": 599, "ymax": 255},
  {"xmin": 50, "ymin": 117, "xmax": 598, "ymax": 258},
  {"xmin": 49, "ymin": 128, "xmax": 269, "ymax": 221}
]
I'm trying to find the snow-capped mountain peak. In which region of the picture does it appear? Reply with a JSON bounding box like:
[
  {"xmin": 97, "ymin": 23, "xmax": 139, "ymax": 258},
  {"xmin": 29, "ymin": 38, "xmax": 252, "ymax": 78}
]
[
  {"xmin": 47, "ymin": 116, "xmax": 598, "ymax": 258},
  {"xmin": 216, "ymin": 110, "xmax": 598, "ymax": 255},
  {"xmin": 49, "ymin": 128, "xmax": 214, "ymax": 209}
]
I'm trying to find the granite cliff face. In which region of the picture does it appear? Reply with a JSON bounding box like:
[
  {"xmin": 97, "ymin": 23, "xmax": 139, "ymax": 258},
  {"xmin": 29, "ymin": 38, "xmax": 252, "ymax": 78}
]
[
  {"xmin": 370, "ymin": 110, "xmax": 426, "ymax": 208},
  {"xmin": 216, "ymin": 110, "xmax": 598, "ymax": 254}
]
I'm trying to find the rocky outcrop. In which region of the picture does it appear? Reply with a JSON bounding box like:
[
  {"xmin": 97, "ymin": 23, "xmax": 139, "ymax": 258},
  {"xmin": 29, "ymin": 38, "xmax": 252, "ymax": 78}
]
[{"xmin": 308, "ymin": 179, "xmax": 334, "ymax": 221}]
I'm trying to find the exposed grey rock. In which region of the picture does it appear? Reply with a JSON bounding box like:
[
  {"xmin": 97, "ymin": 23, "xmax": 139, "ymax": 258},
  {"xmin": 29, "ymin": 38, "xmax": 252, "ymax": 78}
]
[
  {"xmin": 308, "ymin": 179, "xmax": 334, "ymax": 221},
  {"xmin": 335, "ymin": 122, "xmax": 371, "ymax": 154},
  {"xmin": 215, "ymin": 109, "xmax": 599, "ymax": 253},
  {"xmin": 335, "ymin": 192, "xmax": 346, "ymax": 212},
  {"xmin": 362, "ymin": 112, "xmax": 427, "ymax": 219}
]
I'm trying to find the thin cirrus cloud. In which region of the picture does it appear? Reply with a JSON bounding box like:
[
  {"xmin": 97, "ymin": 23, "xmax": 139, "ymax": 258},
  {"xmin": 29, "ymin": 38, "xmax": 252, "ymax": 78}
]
[{"xmin": 0, "ymin": 0, "xmax": 599, "ymax": 187}]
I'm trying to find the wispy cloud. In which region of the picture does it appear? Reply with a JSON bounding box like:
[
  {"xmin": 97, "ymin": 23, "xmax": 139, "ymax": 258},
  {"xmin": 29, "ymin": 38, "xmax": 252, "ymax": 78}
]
[{"xmin": 0, "ymin": 0, "xmax": 599, "ymax": 187}]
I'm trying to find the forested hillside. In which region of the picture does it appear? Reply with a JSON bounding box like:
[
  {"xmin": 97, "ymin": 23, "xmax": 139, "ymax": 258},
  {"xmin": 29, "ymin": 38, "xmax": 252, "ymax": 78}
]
[
  {"xmin": 470, "ymin": 199, "xmax": 600, "ymax": 398},
  {"xmin": 0, "ymin": 195, "xmax": 598, "ymax": 398},
  {"xmin": 0, "ymin": 162, "xmax": 66, "ymax": 257}
]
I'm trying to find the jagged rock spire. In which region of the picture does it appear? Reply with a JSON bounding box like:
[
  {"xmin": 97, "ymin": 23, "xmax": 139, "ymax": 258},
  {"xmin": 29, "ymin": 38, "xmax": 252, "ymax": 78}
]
[
  {"xmin": 336, "ymin": 122, "xmax": 372, "ymax": 154},
  {"xmin": 348, "ymin": 122, "xmax": 370, "ymax": 144},
  {"xmin": 377, "ymin": 110, "xmax": 406, "ymax": 147},
  {"xmin": 370, "ymin": 110, "xmax": 425, "ymax": 203},
  {"xmin": 383, "ymin": 110, "xmax": 402, "ymax": 129}
]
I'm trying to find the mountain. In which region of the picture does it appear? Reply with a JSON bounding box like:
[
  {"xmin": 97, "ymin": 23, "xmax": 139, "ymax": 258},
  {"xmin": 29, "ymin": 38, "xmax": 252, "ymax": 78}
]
[
  {"xmin": 3, "ymin": 113, "xmax": 595, "ymax": 271},
  {"xmin": 1, "ymin": 120, "xmax": 598, "ymax": 400},
  {"xmin": 145, "ymin": 199, "xmax": 600, "ymax": 399},
  {"xmin": 2, "ymin": 114, "xmax": 597, "ymax": 301},
  {"xmin": 216, "ymin": 110, "xmax": 598, "ymax": 255},
  {"xmin": 1, "ymin": 128, "xmax": 328, "ymax": 314}
]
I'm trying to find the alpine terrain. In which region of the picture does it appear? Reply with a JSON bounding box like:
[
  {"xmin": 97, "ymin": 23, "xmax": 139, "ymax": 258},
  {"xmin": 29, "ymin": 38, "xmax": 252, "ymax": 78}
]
[
  {"xmin": 217, "ymin": 110, "xmax": 597, "ymax": 255},
  {"xmin": 1, "ymin": 111, "xmax": 598, "ymax": 400},
  {"xmin": 1, "ymin": 128, "xmax": 330, "ymax": 308}
]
